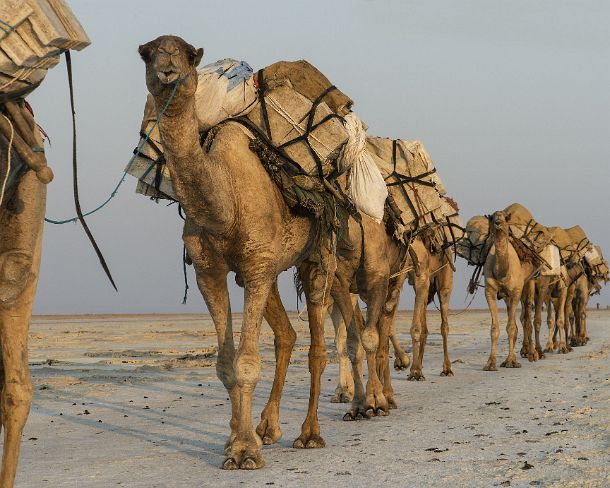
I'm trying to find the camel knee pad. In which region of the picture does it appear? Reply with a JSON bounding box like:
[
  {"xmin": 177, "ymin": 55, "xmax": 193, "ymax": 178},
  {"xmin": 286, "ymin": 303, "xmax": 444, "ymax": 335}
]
[{"xmin": 0, "ymin": 251, "xmax": 34, "ymax": 306}]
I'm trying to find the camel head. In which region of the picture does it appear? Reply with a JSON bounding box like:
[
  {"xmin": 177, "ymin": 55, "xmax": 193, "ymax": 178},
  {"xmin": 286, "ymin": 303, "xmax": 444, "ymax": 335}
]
[
  {"xmin": 138, "ymin": 35, "xmax": 203, "ymax": 99},
  {"xmin": 490, "ymin": 210, "xmax": 509, "ymax": 237}
]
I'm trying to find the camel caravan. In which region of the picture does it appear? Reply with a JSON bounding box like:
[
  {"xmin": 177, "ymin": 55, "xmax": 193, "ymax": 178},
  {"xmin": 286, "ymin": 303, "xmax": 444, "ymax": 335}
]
[{"xmin": 0, "ymin": 1, "xmax": 608, "ymax": 481}]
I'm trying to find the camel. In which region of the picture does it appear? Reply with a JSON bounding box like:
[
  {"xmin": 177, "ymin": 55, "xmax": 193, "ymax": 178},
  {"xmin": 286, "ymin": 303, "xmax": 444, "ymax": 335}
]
[
  {"xmin": 0, "ymin": 100, "xmax": 53, "ymax": 487},
  {"xmin": 139, "ymin": 35, "xmax": 393, "ymax": 469},
  {"xmin": 532, "ymin": 273, "xmax": 568, "ymax": 357},
  {"xmin": 483, "ymin": 211, "xmax": 538, "ymax": 370},
  {"xmin": 391, "ymin": 246, "xmax": 456, "ymax": 379}
]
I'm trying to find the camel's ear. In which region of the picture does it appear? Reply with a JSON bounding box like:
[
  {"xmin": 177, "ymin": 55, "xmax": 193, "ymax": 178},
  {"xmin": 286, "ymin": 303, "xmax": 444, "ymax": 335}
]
[
  {"xmin": 505, "ymin": 212, "xmax": 512, "ymax": 222},
  {"xmin": 138, "ymin": 41, "xmax": 157, "ymax": 63},
  {"xmin": 189, "ymin": 47, "xmax": 204, "ymax": 67}
]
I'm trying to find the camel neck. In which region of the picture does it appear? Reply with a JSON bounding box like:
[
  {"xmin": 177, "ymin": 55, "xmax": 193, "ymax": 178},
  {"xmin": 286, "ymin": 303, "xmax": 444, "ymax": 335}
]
[
  {"xmin": 494, "ymin": 229, "xmax": 510, "ymax": 278},
  {"xmin": 156, "ymin": 93, "xmax": 235, "ymax": 234}
]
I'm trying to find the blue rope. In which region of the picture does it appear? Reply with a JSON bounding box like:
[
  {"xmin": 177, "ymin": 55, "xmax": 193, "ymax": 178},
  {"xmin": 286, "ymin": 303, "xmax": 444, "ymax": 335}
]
[{"xmin": 45, "ymin": 75, "xmax": 186, "ymax": 224}]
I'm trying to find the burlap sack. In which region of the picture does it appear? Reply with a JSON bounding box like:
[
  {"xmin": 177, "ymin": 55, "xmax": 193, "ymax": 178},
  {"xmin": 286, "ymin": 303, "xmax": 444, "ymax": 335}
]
[{"xmin": 548, "ymin": 225, "xmax": 590, "ymax": 264}]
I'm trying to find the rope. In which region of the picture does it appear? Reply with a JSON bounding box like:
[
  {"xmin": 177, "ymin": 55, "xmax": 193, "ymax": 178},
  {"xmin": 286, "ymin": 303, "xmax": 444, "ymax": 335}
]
[
  {"xmin": 44, "ymin": 73, "xmax": 187, "ymax": 224},
  {"xmin": 0, "ymin": 18, "xmax": 14, "ymax": 33},
  {"xmin": 265, "ymin": 94, "xmax": 332, "ymax": 158},
  {"xmin": 63, "ymin": 51, "xmax": 117, "ymax": 290},
  {"xmin": 0, "ymin": 113, "xmax": 14, "ymax": 207}
]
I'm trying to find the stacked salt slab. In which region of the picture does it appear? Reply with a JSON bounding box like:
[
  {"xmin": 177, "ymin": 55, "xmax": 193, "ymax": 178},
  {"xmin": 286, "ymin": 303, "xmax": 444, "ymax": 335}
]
[
  {"xmin": 0, "ymin": 0, "xmax": 89, "ymax": 100},
  {"xmin": 366, "ymin": 137, "xmax": 464, "ymax": 246}
]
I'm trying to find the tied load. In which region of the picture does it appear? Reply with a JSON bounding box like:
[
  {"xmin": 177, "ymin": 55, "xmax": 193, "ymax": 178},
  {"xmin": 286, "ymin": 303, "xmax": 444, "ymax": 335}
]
[{"xmin": 127, "ymin": 58, "xmax": 460, "ymax": 235}]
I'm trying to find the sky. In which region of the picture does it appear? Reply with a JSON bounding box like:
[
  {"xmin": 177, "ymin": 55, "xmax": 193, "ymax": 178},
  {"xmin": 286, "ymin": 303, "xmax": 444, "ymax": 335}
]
[{"xmin": 24, "ymin": 0, "xmax": 610, "ymax": 314}]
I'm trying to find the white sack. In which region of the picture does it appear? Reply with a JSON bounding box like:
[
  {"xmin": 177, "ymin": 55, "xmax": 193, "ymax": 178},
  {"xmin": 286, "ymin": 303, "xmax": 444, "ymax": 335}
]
[
  {"xmin": 340, "ymin": 113, "xmax": 388, "ymax": 223},
  {"xmin": 584, "ymin": 246, "xmax": 602, "ymax": 266},
  {"xmin": 194, "ymin": 59, "xmax": 257, "ymax": 131},
  {"xmin": 540, "ymin": 245, "xmax": 561, "ymax": 276}
]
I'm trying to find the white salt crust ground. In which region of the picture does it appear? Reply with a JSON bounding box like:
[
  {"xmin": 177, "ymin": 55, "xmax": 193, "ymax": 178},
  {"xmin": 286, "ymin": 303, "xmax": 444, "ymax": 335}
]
[{"xmin": 15, "ymin": 310, "xmax": 610, "ymax": 487}]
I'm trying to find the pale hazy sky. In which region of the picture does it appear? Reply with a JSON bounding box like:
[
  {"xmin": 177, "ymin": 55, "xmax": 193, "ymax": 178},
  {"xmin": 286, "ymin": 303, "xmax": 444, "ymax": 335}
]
[{"xmin": 27, "ymin": 0, "xmax": 610, "ymax": 314}]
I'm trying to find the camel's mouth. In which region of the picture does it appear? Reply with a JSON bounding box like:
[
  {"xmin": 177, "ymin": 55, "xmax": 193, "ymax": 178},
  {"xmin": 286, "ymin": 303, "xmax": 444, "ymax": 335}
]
[{"xmin": 157, "ymin": 69, "xmax": 180, "ymax": 84}]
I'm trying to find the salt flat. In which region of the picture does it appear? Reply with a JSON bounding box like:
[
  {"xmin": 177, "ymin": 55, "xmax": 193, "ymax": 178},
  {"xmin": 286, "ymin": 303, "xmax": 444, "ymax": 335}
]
[{"xmin": 16, "ymin": 310, "xmax": 610, "ymax": 487}]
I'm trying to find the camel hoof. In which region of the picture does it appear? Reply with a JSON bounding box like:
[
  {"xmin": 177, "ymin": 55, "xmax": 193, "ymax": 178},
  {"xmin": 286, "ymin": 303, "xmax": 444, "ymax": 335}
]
[
  {"xmin": 528, "ymin": 350, "xmax": 539, "ymax": 362},
  {"xmin": 483, "ymin": 361, "xmax": 497, "ymax": 371},
  {"xmin": 407, "ymin": 372, "xmax": 425, "ymax": 381},
  {"xmin": 330, "ymin": 391, "xmax": 353, "ymax": 404},
  {"xmin": 256, "ymin": 418, "xmax": 282, "ymax": 445},
  {"xmin": 387, "ymin": 397, "xmax": 398, "ymax": 409},
  {"xmin": 242, "ymin": 456, "xmax": 265, "ymax": 470},
  {"xmin": 520, "ymin": 350, "xmax": 528, "ymax": 358},
  {"xmin": 500, "ymin": 359, "xmax": 521, "ymax": 368},
  {"xmin": 394, "ymin": 354, "xmax": 410, "ymax": 371},
  {"xmin": 440, "ymin": 369, "xmax": 454, "ymax": 377},
  {"xmin": 222, "ymin": 458, "xmax": 240, "ymax": 470},
  {"xmin": 343, "ymin": 408, "xmax": 371, "ymax": 421},
  {"xmin": 293, "ymin": 434, "xmax": 325, "ymax": 449},
  {"xmin": 536, "ymin": 348, "xmax": 545, "ymax": 359}
]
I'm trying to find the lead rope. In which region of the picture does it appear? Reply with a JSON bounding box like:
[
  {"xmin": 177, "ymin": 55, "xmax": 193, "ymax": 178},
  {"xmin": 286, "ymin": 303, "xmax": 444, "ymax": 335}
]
[
  {"xmin": 64, "ymin": 50, "xmax": 116, "ymax": 290},
  {"xmin": 45, "ymin": 53, "xmax": 187, "ymax": 290},
  {"xmin": 45, "ymin": 65, "xmax": 186, "ymax": 225}
]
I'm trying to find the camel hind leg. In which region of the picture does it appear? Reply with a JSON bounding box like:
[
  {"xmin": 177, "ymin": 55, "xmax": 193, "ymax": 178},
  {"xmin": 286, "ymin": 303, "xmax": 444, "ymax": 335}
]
[
  {"xmin": 329, "ymin": 299, "xmax": 354, "ymax": 404},
  {"xmin": 434, "ymin": 255, "xmax": 455, "ymax": 376},
  {"xmin": 256, "ymin": 281, "xmax": 297, "ymax": 445},
  {"xmin": 520, "ymin": 280, "xmax": 538, "ymax": 362},
  {"xmin": 293, "ymin": 257, "xmax": 335, "ymax": 449}
]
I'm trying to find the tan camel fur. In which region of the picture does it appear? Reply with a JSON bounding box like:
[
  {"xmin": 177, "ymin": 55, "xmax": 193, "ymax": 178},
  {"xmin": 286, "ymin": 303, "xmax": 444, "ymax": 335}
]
[
  {"xmin": 483, "ymin": 211, "xmax": 537, "ymax": 370},
  {"xmin": 140, "ymin": 35, "xmax": 348, "ymax": 469},
  {"xmin": 0, "ymin": 102, "xmax": 49, "ymax": 487}
]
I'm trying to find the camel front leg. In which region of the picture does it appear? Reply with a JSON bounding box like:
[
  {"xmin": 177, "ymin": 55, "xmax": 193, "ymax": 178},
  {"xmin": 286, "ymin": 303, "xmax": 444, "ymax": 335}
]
[
  {"xmin": 0, "ymin": 170, "xmax": 45, "ymax": 488},
  {"xmin": 484, "ymin": 283, "xmax": 501, "ymax": 371},
  {"xmin": 223, "ymin": 270, "xmax": 274, "ymax": 469},
  {"xmin": 501, "ymin": 293, "xmax": 521, "ymax": 368},
  {"xmin": 329, "ymin": 300, "xmax": 354, "ymax": 404},
  {"xmin": 555, "ymin": 285, "xmax": 570, "ymax": 352},
  {"xmin": 184, "ymin": 229, "xmax": 241, "ymax": 461},
  {"xmin": 256, "ymin": 280, "xmax": 296, "ymax": 445}
]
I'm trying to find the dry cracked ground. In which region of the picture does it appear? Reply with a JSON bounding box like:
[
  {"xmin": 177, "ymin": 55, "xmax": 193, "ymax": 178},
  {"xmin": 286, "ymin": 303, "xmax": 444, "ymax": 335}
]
[{"xmin": 15, "ymin": 309, "xmax": 610, "ymax": 487}]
